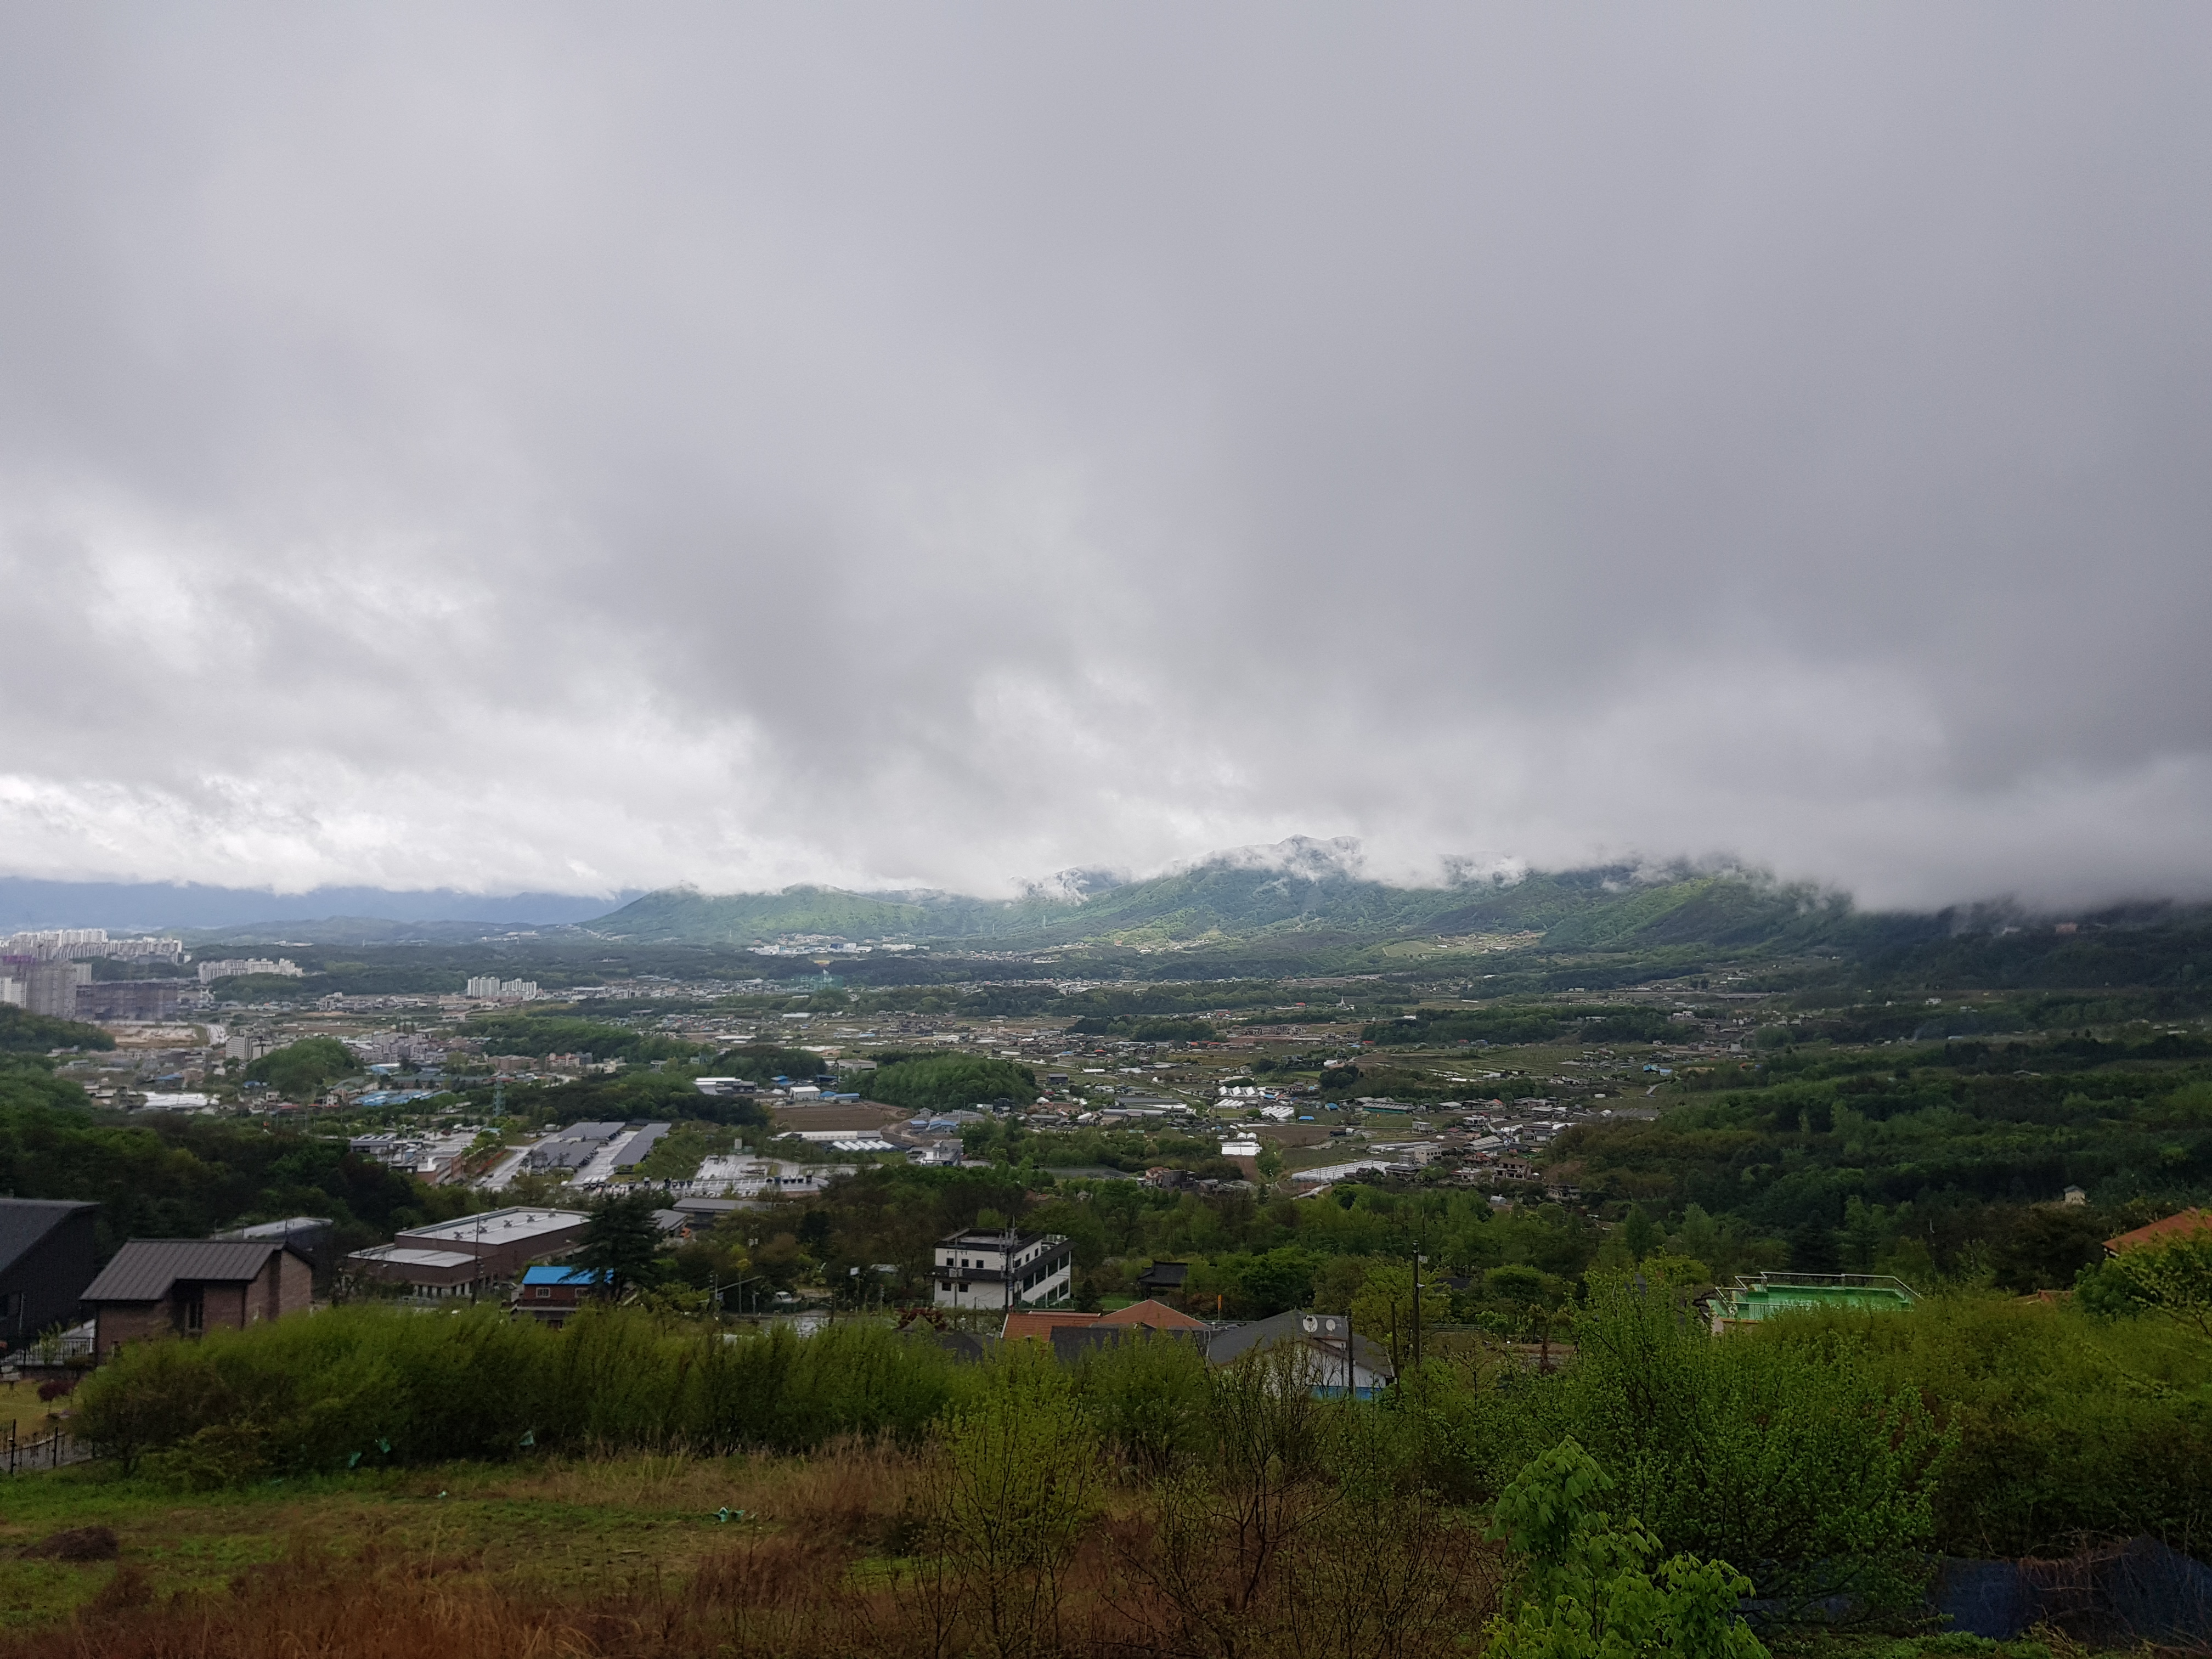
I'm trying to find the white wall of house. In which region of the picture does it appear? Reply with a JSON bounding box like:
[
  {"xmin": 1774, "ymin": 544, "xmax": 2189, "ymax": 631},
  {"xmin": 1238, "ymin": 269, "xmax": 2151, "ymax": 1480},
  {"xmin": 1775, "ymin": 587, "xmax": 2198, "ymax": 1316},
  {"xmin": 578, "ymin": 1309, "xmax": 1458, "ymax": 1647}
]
[{"xmin": 931, "ymin": 1232, "xmax": 1073, "ymax": 1310}]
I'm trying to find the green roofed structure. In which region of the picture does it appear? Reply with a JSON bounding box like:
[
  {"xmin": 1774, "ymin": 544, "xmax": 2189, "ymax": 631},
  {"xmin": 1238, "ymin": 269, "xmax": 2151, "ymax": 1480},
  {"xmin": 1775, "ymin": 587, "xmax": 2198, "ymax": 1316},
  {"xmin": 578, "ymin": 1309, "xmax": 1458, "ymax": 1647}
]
[{"xmin": 1709, "ymin": 1272, "xmax": 1917, "ymax": 1333}]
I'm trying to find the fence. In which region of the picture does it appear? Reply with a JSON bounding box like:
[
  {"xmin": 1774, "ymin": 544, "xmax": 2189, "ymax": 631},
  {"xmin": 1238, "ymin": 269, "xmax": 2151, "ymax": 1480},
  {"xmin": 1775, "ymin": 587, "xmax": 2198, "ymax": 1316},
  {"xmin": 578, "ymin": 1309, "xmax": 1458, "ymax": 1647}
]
[
  {"xmin": 4, "ymin": 1420, "xmax": 88, "ymax": 1475},
  {"xmin": 1935, "ymin": 1538, "xmax": 2212, "ymax": 1648}
]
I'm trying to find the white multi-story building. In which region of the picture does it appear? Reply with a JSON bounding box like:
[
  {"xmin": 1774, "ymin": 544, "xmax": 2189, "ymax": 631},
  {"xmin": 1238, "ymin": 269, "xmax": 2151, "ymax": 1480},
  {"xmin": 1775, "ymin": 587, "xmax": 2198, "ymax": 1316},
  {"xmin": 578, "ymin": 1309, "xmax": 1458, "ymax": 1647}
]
[
  {"xmin": 6, "ymin": 957, "xmax": 87, "ymax": 1018},
  {"xmin": 930, "ymin": 1228, "xmax": 1074, "ymax": 1311},
  {"xmin": 0, "ymin": 932, "xmax": 186, "ymax": 963},
  {"xmin": 465, "ymin": 977, "xmax": 541, "ymax": 1000},
  {"xmin": 198, "ymin": 958, "xmax": 304, "ymax": 985}
]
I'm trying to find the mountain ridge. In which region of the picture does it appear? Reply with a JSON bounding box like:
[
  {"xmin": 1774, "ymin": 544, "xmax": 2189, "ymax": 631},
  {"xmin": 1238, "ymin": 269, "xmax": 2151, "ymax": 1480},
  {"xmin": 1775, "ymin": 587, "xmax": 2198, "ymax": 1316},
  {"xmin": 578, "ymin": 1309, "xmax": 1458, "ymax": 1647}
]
[{"xmin": 579, "ymin": 841, "xmax": 1861, "ymax": 956}]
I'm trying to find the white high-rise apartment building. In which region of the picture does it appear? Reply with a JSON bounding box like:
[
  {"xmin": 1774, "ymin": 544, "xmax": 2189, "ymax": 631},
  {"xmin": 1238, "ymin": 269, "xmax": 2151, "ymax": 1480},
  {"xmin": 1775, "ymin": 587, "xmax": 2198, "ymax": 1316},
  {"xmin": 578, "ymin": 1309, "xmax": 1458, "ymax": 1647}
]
[
  {"xmin": 465, "ymin": 977, "xmax": 541, "ymax": 1000},
  {"xmin": 197, "ymin": 958, "xmax": 304, "ymax": 984}
]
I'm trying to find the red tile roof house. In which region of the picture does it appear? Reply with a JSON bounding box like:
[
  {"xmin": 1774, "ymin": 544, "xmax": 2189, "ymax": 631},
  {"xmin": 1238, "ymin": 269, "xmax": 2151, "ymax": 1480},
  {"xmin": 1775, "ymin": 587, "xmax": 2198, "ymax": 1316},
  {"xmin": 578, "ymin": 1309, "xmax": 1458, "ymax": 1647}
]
[
  {"xmin": 2105, "ymin": 1208, "xmax": 2212, "ymax": 1257},
  {"xmin": 81, "ymin": 1239, "xmax": 313, "ymax": 1360}
]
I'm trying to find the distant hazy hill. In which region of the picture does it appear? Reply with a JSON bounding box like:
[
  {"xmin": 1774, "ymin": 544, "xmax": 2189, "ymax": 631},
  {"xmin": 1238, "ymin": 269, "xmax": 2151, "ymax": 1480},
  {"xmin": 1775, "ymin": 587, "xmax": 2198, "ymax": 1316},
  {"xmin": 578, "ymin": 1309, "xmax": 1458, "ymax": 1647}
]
[
  {"xmin": 0, "ymin": 878, "xmax": 639, "ymax": 935},
  {"xmin": 584, "ymin": 884, "xmax": 1054, "ymax": 944},
  {"xmin": 583, "ymin": 841, "xmax": 1854, "ymax": 955}
]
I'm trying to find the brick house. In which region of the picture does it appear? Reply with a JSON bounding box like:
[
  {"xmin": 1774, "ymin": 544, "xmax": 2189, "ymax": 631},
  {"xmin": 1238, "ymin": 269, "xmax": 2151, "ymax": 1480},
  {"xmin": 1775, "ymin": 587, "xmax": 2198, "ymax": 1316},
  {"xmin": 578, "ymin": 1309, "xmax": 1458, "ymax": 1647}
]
[
  {"xmin": 82, "ymin": 1239, "xmax": 314, "ymax": 1359},
  {"xmin": 511, "ymin": 1264, "xmax": 608, "ymax": 1325}
]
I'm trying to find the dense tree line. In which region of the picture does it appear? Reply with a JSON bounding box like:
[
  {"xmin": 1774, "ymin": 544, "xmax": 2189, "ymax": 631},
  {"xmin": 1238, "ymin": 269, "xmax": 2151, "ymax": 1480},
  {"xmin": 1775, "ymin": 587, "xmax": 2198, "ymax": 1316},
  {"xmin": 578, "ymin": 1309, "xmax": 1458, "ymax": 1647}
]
[
  {"xmin": 1066, "ymin": 1015, "xmax": 1217, "ymax": 1041},
  {"xmin": 244, "ymin": 1037, "xmax": 357, "ymax": 1098},
  {"xmin": 460, "ymin": 1012, "xmax": 706, "ymax": 1064},
  {"xmin": 863, "ymin": 1054, "xmax": 1039, "ymax": 1114},
  {"xmin": 456, "ymin": 1069, "xmax": 770, "ymax": 1131},
  {"xmin": 0, "ymin": 1077, "xmax": 471, "ymax": 1259},
  {"xmin": 1554, "ymin": 1070, "xmax": 2212, "ymax": 1269},
  {"xmin": 0, "ymin": 1007, "xmax": 114, "ymax": 1054},
  {"xmin": 70, "ymin": 1269, "xmax": 2212, "ymax": 1572}
]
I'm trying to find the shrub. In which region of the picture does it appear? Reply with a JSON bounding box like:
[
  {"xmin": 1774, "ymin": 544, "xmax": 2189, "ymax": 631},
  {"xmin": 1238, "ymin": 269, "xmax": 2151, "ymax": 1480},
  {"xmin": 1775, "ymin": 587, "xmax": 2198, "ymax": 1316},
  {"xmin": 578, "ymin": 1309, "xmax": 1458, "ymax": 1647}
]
[
  {"xmin": 1072, "ymin": 1331, "xmax": 1211, "ymax": 1476},
  {"xmin": 71, "ymin": 1305, "xmax": 972, "ymax": 1480},
  {"xmin": 1823, "ymin": 1293, "xmax": 2212, "ymax": 1558},
  {"xmin": 1487, "ymin": 1436, "xmax": 1768, "ymax": 1659},
  {"xmin": 1428, "ymin": 1278, "xmax": 1947, "ymax": 1612}
]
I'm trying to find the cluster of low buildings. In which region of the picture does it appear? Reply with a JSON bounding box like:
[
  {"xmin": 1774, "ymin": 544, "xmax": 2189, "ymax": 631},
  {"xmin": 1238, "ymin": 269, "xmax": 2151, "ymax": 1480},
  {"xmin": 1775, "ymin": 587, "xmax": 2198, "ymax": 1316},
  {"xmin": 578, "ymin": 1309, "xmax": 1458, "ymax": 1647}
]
[
  {"xmin": 921, "ymin": 1233, "xmax": 1396, "ymax": 1398},
  {"xmin": 522, "ymin": 1120, "xmax": 668, "ymax": 1179},
  {"xmin": 343, "ymin": 1206, "xmax": 593, "ymax": 1299}
]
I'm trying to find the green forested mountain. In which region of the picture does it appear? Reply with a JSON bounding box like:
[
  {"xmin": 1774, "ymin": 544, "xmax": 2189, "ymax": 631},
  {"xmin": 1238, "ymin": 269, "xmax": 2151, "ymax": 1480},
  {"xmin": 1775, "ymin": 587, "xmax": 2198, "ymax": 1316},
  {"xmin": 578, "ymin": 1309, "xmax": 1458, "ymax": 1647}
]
[
  {"xmin": 584, "ymin": 846, "xmax": 1855, "ymax": 953},
  {"xmin": 585, "ymin": 883, "xmax": 1069, "ymax": 943},
  {"xmin": 168, "ymin": 839, "xmax": 2212, "ymax": 993}
]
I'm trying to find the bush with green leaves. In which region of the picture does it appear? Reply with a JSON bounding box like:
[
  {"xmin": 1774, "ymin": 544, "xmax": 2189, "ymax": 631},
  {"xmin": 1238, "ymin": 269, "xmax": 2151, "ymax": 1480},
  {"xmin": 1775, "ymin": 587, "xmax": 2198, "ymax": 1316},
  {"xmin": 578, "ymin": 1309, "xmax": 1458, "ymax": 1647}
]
[
  {"xmin": 1071, "ymin": 1329, "xmax": 1211, "ymax": 1476},
  {"xmin": 1430, "ymin": 1277, "xmax": 1947, "ymax": 1611},
  {"xmin": 71, "ymin": 1304, "xmax": 973, "ymax": 1480},
  {"xmin": 932, "ymin": 1347, "xmax": 1102, "ymax": 1659},
  {"xmin": 244, "ymin": 1036, "xmax": 358, "ymax": 1098},
  {"xmin": 1487, "ymin": 1436, "xmax": 1768, "ymax": 1659},
  {"xmin": 1820, "ymin": 1292, "xmax": 2212, "ymax": 1558},
  {"xmin": 2081, "ymin": 1220, "xmax": 2212, "ymax": 1338}
]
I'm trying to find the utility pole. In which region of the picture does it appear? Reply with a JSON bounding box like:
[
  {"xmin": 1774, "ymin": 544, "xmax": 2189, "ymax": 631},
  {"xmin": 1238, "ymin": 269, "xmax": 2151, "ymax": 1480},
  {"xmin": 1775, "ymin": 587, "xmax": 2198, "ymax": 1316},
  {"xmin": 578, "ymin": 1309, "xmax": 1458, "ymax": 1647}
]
[{"xmin": 1412, "ymin": 1202, "xmax": 1424, "ymax": 1371}]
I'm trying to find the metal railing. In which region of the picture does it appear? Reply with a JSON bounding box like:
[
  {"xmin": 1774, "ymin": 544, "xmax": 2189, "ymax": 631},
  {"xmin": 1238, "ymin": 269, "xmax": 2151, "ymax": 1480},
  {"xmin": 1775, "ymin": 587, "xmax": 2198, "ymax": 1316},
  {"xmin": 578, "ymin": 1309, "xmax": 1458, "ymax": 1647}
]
[
  {"xmin": 1730, "ymin": 1271, "xmax": 1919, "ymax": 1297},
  {"xmin": 4, "ymin": 1420, "xmax": 88, "ymax": 1475}
]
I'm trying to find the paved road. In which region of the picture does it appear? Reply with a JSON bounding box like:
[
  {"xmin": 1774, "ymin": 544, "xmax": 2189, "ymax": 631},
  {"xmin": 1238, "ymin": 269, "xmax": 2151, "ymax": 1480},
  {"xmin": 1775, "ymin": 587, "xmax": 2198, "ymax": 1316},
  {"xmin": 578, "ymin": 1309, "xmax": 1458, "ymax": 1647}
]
[{"xmin": 478, "ymin": 1145, "xmax": 534, "ymax": 1190}]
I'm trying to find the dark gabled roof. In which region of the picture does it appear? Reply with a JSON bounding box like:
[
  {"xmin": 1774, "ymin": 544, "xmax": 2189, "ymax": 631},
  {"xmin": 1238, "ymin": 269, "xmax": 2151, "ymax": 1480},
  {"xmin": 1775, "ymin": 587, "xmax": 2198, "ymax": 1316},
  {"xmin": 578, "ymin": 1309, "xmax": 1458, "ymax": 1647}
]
[
  {"xmin": 1049, "ymin": 1324, "xmax": 1209, "ymax": 1365},
  {"xmin": 0, "ymin": 1199, "xmax": 98, "ymax": 1276},
  {"xmin": 1201, "ymin": 1308, "xmax": 1396, "ymax": 1379},
  {"xmin": 1137, "ymin": 1259, "xmax": 1189, "ymax": 1288},
  {"xmin": 82, "ymin": 1240, "xmax": 302, "ymax": 1303},
  {"xmin": 922, "ymin": 1330, "xmax": 999, "ymax": 1364}
]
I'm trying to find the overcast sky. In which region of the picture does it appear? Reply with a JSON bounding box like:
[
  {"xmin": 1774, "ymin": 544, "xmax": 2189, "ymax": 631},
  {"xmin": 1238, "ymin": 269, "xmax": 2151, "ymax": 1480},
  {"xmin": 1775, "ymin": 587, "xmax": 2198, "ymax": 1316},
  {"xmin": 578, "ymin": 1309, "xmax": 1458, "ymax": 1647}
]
[{"xmin": 2, "ymin": 5, "xmax": 2208, "ymax": 910}]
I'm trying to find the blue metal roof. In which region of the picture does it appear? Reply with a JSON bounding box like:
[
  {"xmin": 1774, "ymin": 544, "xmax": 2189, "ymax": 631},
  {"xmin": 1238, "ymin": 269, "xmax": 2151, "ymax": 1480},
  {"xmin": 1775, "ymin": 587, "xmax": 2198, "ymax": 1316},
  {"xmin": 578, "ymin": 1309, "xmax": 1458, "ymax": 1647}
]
[{"xmin": 519, "ymin": 1265, "xmax": 605, "ymax": 1286}]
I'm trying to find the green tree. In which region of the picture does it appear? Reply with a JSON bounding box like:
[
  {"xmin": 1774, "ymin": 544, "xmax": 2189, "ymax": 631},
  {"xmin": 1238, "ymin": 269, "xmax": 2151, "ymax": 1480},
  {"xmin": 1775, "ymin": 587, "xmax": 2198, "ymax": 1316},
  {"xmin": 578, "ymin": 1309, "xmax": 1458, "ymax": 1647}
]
[
  {"xmin": 2097, "ymin": 1223, "xmax": 2212, "ymax": 1338},
  {"xmin": 933, "ymin": 1350, "xmax": 1101, "ymax": 1659},
  {"xmin": 573, "ymin": 1190, "xmax": 665, "ymax": 1295},
  {"xmin": 867, "ymin": 1054, "xmax": 1039, "ymax": 1114},
  {"xmin": 1487, "ymin": 1436, "xmax": 1768, "ymax": 1659},
  {"xmin": 1837, "ymin": 1198, "xmax": 1887, "ymax": 1274},
  {"xmin": 1541, "ymin": 1277, "xmax": 1946, "ymax": 1612},
  {"xmin": 1993, "ymin": 1205, "xmax": 2108, "ymax": 1292},
  {"xmin": 0, "ymin": 1006, "xmax": 116, "ymax": 1054},
  {"xmin": 1623, "ymin": 1205, "xmax": 1658, "ymax": 1262},
  {"xmin": 1352, "ymin": 1260, "xmax": 1432, "ymax": 1374},
  {"xmin": 244, "ymin": 1037, "xmax": 356, "ymax": 1099},
  {"xmin": 1485, "ymin": 1263, "xmax": 1571, "ymax": 1364}
]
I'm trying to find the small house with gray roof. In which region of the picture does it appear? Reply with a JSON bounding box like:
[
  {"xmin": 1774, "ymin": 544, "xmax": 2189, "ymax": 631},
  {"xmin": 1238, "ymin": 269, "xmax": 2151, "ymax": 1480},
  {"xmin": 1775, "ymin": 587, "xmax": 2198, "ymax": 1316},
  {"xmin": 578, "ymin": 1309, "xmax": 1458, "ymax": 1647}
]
[
  {"xmin": 82, "ymin": 1239, "xmax": 313, "ymax": 1359},
  {"xmin": 1203, "ymin": 1308, "xmax": 1396, "ymax": 1400}
]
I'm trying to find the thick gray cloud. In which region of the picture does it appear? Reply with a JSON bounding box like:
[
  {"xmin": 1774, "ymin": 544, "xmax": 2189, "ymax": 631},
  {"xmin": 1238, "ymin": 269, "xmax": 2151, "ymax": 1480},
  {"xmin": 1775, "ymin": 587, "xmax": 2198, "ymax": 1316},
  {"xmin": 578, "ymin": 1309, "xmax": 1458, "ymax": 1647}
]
[{"xmin": 1, "ymin": 4, "xmax": 2208, "ymax": 909}]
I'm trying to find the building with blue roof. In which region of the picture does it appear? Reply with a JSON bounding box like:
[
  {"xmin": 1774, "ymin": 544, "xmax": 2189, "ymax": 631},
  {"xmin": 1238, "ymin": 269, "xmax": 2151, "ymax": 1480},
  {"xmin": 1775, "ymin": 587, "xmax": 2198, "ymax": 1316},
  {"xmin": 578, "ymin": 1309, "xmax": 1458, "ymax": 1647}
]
[{"xmin": 514, "ymin": 1263, "xmax": 607, "ymax": 1325}]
